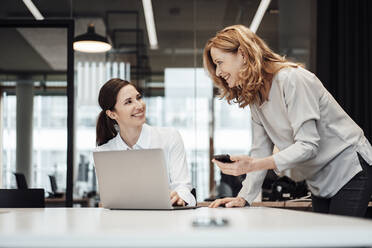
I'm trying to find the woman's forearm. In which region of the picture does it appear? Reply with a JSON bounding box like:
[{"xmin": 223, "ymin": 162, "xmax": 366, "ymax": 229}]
[{"xmin": 252, "ymin": 156, "xmax": 277, "ymax": 171}]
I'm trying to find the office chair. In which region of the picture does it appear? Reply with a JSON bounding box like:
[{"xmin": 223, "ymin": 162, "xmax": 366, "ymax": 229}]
[
  {"xmin": 13, "ymin": 172, "xmax": 28, "ymax": 189},
  {"xmin": 0, "ymin": 189, "xmax": 45, "ymax": 208},
  {"xmin": 48, "ymin": 175, "xmax": 63, "ymax": 198},
  {"xmin": 49, "ymin": 175, "xmax": 58, "ymax": 193},
  {"xmin": 191, "ymin": 188, "xmax": 197, "ymax": 203},
  {"xmin": 216, "ymin": 172, "xmax": 246, "ymax": 198}
]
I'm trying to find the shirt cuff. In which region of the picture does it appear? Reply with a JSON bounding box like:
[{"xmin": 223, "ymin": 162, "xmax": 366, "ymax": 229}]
[
  {"xmin": 176, "ymin": 188, "xmax": 196, "ymax": 206},
  {"xmin": 272, "ymin": 152, "xmax": 288, "ymax": 173},
  {"xmin": 237, "ymin": 193, "xmax": 252, "ymax": 206}
]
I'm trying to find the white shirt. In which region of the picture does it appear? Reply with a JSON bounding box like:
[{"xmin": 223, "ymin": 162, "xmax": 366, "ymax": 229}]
[
  {"xmin": 95, "ymin": 123, "xmax": 196, "ymax": 206},
  {"xmin": 238, "ymin": 67, "xmax": 372, "ymax": 204}
]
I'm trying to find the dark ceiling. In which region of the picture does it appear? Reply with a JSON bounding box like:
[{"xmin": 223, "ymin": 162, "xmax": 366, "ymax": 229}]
[{"xmin": 0, "ymin": 0, "xmax": 280, "ymax": 82}]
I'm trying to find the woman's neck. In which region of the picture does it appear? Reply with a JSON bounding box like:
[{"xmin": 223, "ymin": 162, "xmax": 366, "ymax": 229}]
[{"xmin": 119, "ymin": 125, "xmax": 143, "ymax": 148}]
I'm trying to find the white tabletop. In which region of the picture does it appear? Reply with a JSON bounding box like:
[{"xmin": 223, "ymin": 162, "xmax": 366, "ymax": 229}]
[{"xmin": 0, "ymin": 207, "xmax": 372, "ymax": 247}]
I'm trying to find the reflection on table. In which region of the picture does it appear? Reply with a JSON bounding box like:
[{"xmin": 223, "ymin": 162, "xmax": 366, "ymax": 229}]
[
  {"xmin": 198, "ymin": 201, "xmax": 372, "ymax": 213},
  {"xmin": 1, "ymin": 207, "xmax": 372, "ymax": 247},
  {"xmin": 45, "ymin": 196, "xmax": 91, "ymax": 207}
]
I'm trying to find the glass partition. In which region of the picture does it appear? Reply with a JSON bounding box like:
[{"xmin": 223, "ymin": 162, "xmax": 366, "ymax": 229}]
[
  {"xmin": 0, "ymin": 27, "xmax": 69, "ymax": 197},
  {"xmin": 72, "ymin": 0, "xmax": 270, "ymax": 201},
  {"xmin": 1, "ymin": 0, "xmax": 315, "ymax": 204}
]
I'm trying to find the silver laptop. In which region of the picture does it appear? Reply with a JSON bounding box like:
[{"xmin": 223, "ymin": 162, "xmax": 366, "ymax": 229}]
[{"xmin": 93, "ymin": 149, "xmax": 198, "ymax": 210}]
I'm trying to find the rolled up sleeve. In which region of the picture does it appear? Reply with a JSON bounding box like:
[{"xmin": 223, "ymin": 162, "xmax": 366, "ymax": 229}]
[
  {"xmin": 273, "ymin": 120, "xmax": 320, "ymax": 172},
  {"xmin": 273, "ymin": 68, "xmax": 321, "ymax": 171}
]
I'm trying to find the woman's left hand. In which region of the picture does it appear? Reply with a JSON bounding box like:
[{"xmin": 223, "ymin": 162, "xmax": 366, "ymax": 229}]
[
  {"xmin": 212, "ymin": 155, "xmax": 255, "ymax": 176},
  {"xmin": 170, "ymin": 191, "xmax": 186, "ymax": 206}
]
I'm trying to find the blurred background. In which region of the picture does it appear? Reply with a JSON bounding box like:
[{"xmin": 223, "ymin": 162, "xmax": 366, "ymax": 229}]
[{"xmin": 0, "ymin": 0, "xmax": 370, "ymax": 206}]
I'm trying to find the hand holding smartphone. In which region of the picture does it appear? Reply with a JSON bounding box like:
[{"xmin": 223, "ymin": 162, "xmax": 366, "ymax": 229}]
[{"xmin": 213, "ymin": 154, "xmax": 233, "ymax": 163}]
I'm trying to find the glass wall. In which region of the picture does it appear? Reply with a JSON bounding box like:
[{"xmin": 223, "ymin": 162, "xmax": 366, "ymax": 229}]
[
  {"xmin": 1, "ymin": 0, "xmax": 316, "ymax": 204},
  {"xmin": 71, "ymin": 0, "xmax": 263, "ymax": 201},
  {"xmin": 0, "ymin": 26, "xmax": 69, "ymax": 198},
  {"xmin": 2, "ymin": 93, "xmax": 67, "ymax": 192}
]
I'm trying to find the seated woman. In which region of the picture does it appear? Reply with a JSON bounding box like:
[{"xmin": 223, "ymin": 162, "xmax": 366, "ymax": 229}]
[{"xmin": 95, "ymin": 78, "xmax": 196, "ymax": 206}]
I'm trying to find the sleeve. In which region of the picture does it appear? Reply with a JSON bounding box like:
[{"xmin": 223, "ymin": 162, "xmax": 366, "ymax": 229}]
[
  {"xmin": 167, "ymin": 129, "xmax": 196, "ymax": 206},
  {"xmin": 238, "ymin": 109, "xmax": 274, "ymax": 204},
  {"xmin": 273, "ymin": 68, "xmax": 321, "ymax": 172}
]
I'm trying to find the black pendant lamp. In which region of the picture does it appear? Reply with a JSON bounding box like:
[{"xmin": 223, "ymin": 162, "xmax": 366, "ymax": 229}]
[{"xmin": 73, "ymin": 24, "xmax": 112, "ymax": 53}]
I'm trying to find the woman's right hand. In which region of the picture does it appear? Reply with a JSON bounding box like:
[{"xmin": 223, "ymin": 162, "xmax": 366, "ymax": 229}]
[
  {"xmin": 208, "ymin": 197, "xmax": 247, "ymax": 208},
  {"xmin": 170, "ymin": 191, "xmax": 186, "ymax": 206},
  {"xmin": 212, "ymin": 155, "xmax": 254, "ymax": 176}
]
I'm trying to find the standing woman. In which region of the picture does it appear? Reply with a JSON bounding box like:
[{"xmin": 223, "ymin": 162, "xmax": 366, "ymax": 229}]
[
  {"xmin": 204, "ymin": 25, "xmax": 372, "ymax": 217},
  {"xmin": 95, "ymin": 78, "xmax": 196, "ymax": 206}
]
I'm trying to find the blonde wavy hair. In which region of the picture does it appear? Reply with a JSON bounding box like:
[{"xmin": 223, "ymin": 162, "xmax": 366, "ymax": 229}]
[{"xmin": 203, "ymin": 24, "xmax": 298, "ymax": 108}]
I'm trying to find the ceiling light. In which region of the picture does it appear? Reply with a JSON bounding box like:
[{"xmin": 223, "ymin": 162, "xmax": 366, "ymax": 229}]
[
  {"xmin": 142, "ymin": 0, "xmax": 158, "ymax": 50},
  {"xmin": 73, "ymin": 24, "xmax": 112, "ymax": 53},
  {"xmin": 250, "ymin": 0, "xmax": 271, "ymax": 33},
  {"xmin": 22, "ymin": 0, "xmax": 44, "ymax": 20}
]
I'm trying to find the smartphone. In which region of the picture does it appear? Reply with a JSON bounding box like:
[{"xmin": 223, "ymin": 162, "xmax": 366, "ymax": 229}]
[
  {"xmin": 213, "ymin": 154, "xmax": 233, "ymax": 163},
  {"xmin": 192, "ymin": 217, "xmax": 229, "ymax": 227}
]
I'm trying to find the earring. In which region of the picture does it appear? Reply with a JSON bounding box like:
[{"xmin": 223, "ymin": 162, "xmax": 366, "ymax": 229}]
[{"xmin": 114, "ymin": 124, "xmax": 119, "ymax": 132}]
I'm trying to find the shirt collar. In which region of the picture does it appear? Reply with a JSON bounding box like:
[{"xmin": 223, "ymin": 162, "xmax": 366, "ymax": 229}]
[
  {"xmin": 136, "ymin": 123, "xmax": 151, "ymax": 149},
  {"xmin": 114, "ymin": 123, "xmax": 151, "ymax": 150}
]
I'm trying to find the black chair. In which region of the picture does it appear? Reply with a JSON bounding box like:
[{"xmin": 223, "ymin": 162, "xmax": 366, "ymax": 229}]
[
  {"xmin": 216, "ymin": 172, "xmax": 246, "ymax": 198},
  {"xmin": 0, "ymin": 189, "xmax": 45, "ymax": 208},
  {"xmin": 48, "ymin": 175, "xmax": 63, "ymax": 198},
  {"xmin": 13, "ymin": 172, "xmax": 28, "ymax": 189},
  {"xmin": 49, "ymin": 175, "xmax": 58, "ymax": 193},
  {"xmin": 191, "ymin": 188, "xmax": 197, "ymax": 203}
]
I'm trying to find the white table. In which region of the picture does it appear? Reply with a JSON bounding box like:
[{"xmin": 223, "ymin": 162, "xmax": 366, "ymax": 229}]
[{"xmin": 1, "ymin": 207, "xmax": 372, "ymax": 247}]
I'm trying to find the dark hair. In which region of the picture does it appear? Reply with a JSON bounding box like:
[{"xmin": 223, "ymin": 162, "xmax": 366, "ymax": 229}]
[{"xmin": 96, "ymin": 78, "xmax": 131, "ymax": 146}]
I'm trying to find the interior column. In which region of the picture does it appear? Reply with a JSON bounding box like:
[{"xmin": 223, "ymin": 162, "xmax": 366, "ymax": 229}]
[{"xmin": 16, "ymin": 79, "xmax": 34, "ymax": 187}]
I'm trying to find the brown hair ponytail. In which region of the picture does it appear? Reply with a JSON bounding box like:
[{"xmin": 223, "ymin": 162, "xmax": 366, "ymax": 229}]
[
  {"xmin": 96, "ymin": 110, "xmax": 117, "ymax": 146},
  {"xmin": 96, "ymin": 78, "xmax": 131, "ymax": 146}
]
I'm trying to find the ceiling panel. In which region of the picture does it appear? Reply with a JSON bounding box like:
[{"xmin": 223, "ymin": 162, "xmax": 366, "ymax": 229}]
[{"xmin": 0, "ymin": 0, "xmax": 280, "ymax": 81}]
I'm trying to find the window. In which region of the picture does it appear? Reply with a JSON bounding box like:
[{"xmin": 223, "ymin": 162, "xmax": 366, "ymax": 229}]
[{"xmin": 2, "ymin": 93, "xmax": 67, "ymax": 193}]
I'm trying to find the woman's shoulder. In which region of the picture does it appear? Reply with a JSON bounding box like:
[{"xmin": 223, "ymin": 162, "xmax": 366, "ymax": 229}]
[
  {"xmin": 147, "ymin": 125, "xmax": 182, "ymax": 147},
  {"xmin": 274, "ymin": 66, "xmax": 319, "ymax": 88},
  {"xmin": 144, "ymin": 124, "xmax": 186, "ymax": 151},
  {"xmin": 95, "ymin": 135, "xmax": 118, "ymax": 152},
  {"xmin": 273, "ymin": 66, "xmax": 326, "ymax": 103},
  {"xmin": 149, "ymin": 125, "xmax": 179, "ymax": 137},
  {"xmin": 274, "ymin": 66, "xmax": 308, "ymax": 81}
]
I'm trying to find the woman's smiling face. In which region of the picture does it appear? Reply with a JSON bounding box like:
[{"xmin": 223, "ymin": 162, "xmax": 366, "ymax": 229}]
[
  {"xmin": 210, "ymin": 46, "xmax": 245, "ymax": 88},
  {"xmin": 106, "ymin": 84, "xmax": 146, "ymax": 129}
]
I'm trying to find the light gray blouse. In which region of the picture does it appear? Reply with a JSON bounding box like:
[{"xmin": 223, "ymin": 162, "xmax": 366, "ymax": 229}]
[{"xmin": 238, "ymin": 67, "xmax": 372, "ymax": 204}]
